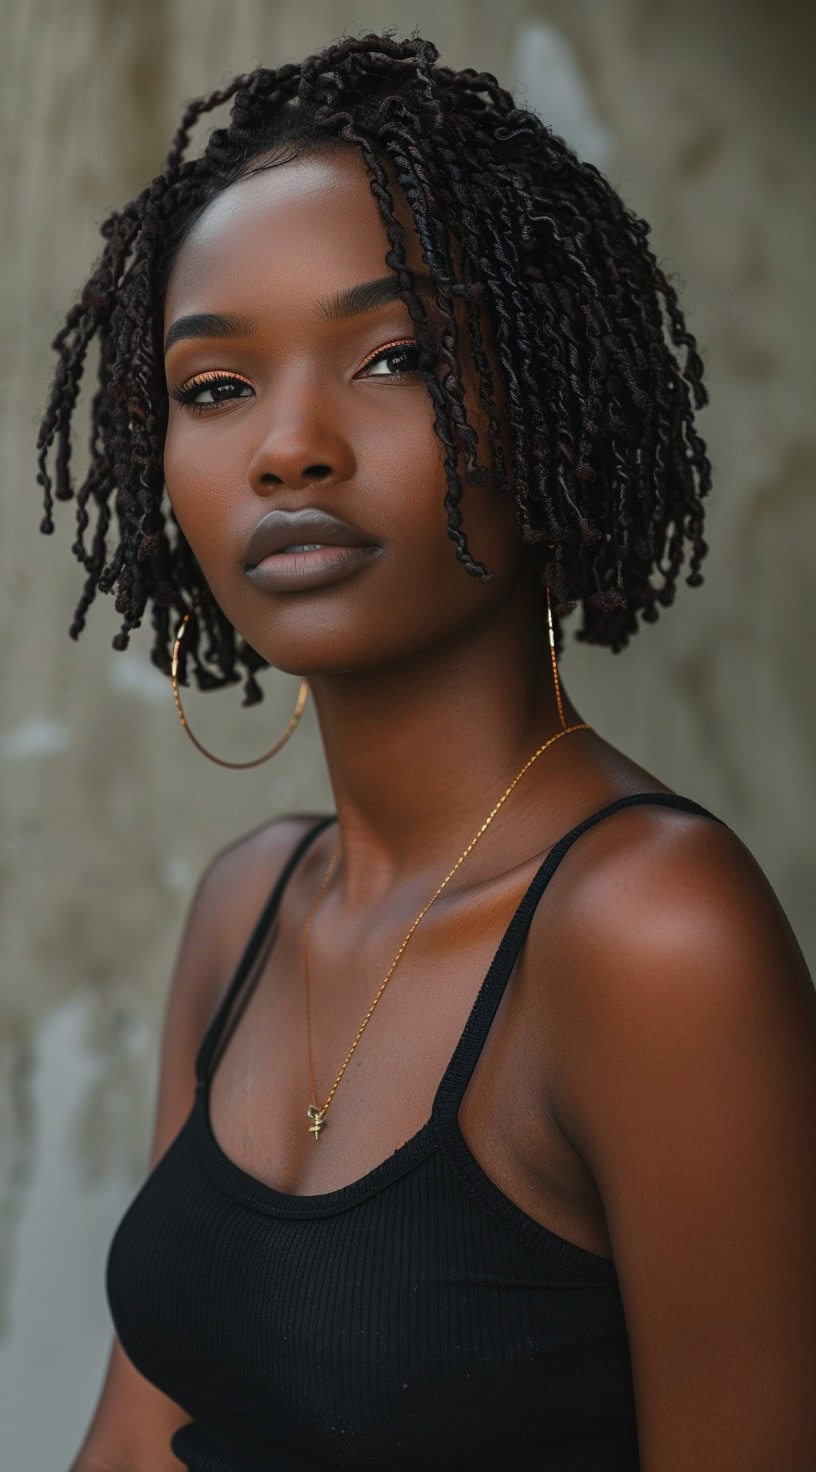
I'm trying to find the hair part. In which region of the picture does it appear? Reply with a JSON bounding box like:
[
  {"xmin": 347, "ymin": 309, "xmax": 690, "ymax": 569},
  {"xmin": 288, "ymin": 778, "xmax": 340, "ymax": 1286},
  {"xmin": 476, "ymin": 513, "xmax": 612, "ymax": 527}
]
[{"xmin": 37, "ymin": 29, "xmax": 712, "ymax": 703}]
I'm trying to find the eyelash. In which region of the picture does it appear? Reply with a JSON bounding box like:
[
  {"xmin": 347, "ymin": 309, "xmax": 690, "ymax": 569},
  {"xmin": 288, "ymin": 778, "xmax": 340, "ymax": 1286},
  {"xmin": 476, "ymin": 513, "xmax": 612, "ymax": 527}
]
[
  {"xmin": 168, "ymin": 338, "xmax": 422, "ymax": 414},
  {"xmin": 168, "ymin": 370, "xmax": 253, "ymax": 414},
  {"xmin": 355, "ymin": 338, "xmax": 420, "ymax": 376}
]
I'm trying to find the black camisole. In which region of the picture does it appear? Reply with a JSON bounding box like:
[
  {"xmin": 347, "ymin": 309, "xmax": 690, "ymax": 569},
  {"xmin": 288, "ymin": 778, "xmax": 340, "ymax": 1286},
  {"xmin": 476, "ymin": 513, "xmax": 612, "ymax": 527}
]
[{"xmin": 106, "ymin": 791, "xmax": 725, "ymax": 1471}]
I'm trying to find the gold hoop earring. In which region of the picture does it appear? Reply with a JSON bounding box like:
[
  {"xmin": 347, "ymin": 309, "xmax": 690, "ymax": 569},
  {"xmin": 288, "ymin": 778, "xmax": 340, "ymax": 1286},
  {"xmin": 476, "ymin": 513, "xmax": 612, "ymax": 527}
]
[
  {"xmin": 170, "ymin": 597, "xmax": 308, "ymax": 769},
  {"xmin": 545, "ymin": 585, "xmax": 567, "ymax": 732}
]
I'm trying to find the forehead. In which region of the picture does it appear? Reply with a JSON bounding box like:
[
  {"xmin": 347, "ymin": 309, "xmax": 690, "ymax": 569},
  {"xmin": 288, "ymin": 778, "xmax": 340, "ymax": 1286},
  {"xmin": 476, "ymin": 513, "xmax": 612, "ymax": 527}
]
[{"xmin": 164, "ymin": 149, "xmax": 424, "ymax": 325}]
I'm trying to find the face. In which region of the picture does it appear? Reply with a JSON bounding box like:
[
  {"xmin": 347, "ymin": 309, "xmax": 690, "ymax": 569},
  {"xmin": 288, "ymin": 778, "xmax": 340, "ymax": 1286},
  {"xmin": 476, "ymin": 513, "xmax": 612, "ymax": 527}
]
[{"xmin": 162, "ymin": 146, "xmax": 529, "ymax": 677}]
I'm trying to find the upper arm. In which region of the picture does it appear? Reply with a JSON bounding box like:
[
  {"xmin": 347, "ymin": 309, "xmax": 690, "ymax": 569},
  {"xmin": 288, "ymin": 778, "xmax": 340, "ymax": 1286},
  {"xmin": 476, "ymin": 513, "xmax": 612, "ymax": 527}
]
[
  {"xmin": 69, "ymin": 816, "xmax": 317, "ymax": 1472},
  {"xmin": 550, "ymin": 812, "xmax": 816, "ymax": 1472}
]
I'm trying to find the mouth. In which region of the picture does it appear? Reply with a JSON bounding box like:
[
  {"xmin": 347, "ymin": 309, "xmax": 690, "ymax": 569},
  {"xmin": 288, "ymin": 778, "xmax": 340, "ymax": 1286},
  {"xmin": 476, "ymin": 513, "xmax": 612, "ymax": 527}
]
[{"xmin": 243, "ymin": 508, "xmax": 382, "ymax": 593}]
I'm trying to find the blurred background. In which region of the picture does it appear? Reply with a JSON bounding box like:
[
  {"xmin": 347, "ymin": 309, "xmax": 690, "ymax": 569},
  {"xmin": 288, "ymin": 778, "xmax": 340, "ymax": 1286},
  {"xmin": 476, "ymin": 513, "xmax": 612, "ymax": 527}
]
[{"xmin": 1, "ymin": 0, "xmax": 814, "ymax": 1465}]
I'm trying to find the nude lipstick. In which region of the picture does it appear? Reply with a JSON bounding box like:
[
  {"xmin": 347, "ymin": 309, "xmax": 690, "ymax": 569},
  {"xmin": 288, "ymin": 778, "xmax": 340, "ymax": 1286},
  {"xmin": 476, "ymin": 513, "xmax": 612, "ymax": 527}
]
[{"xmin": 243, "ymin": 508, "xmax": 381, "ymax": 593}]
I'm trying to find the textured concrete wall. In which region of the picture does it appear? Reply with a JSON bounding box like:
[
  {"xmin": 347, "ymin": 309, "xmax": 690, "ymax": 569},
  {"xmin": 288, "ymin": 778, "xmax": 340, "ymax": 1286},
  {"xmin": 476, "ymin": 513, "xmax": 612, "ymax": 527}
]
[{"xmin": 1, "ymin": 1, "xmax": 813, "ymax": 1465}]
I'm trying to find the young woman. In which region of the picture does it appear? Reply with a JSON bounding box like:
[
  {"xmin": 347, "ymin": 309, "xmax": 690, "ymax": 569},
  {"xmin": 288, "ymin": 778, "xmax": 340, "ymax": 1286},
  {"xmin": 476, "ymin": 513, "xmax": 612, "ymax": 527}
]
[{"xmin": 39, "ymin": 32, "xmax": 815, "ymax": 1472}]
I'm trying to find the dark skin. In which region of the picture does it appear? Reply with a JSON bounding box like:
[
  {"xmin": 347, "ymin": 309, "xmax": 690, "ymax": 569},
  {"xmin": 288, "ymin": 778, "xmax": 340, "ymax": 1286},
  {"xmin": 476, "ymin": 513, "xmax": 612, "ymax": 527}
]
[
  {"xmin": 161, "ymin": 146, "xmax": 653, "ymax": 1208},
  {"xmin": 71, "ymin": 148, "xmax": 816, "ymax": 1472}
]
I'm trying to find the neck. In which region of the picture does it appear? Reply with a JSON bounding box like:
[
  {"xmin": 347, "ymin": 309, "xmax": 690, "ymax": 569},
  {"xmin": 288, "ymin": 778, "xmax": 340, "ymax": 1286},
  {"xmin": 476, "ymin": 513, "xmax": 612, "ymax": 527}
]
[{"xmin": 308, "ymin": 575, "xmax": 585, "ymax": 893}]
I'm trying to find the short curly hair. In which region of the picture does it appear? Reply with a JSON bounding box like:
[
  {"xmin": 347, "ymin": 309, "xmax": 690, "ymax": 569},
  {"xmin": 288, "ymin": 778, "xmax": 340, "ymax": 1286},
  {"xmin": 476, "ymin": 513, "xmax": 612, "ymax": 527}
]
[{"xmin": 37, "ymin": 30, "xmax": 712, "ymax": 705}]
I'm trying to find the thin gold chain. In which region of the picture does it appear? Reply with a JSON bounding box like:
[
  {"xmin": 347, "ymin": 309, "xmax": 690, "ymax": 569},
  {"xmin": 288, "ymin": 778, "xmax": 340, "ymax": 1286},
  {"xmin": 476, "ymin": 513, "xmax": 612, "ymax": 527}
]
[{"xmin": 301, "ymin": 719, "xmax": 590, "ymax": 1139}]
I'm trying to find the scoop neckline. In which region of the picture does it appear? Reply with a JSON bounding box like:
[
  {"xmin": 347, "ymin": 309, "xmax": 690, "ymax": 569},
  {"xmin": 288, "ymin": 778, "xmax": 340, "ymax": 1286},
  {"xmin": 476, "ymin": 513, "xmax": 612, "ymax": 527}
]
[
  {"xmin": 185, "ymin": 792, "xmax": 720, "ymax": 1265},
  {"xmin": 193, "ymin": 1078, "xmax": 438, "ymax": 1217},
  {"xmin": 190, "ymin": 1076, "xmax": 620, "ymax": 1284},
  {"xmin": 189, "ymin": 810, "xmax": 546, "ymax": 1221},
  {"xmin": 190, "ymin": 841, "xmax": 540, "ymax": 1222}
]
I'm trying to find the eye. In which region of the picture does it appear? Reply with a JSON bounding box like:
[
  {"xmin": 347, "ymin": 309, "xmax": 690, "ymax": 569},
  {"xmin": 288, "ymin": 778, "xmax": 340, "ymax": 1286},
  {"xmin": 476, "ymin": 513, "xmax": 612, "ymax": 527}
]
[
  {"xmin": 356, "ymin": 339, "xmax": 422, "ymax": 379},
  {"xmin": 169, "ymin": 372, "xmax": 254, "ymax": 412}
]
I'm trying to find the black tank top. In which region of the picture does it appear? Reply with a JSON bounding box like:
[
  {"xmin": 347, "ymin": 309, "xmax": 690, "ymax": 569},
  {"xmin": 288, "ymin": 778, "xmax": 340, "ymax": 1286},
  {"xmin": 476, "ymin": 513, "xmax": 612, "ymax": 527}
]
[{"xmin": 106, "ymin": 792, "xmax": 724, "ymax": 1471}]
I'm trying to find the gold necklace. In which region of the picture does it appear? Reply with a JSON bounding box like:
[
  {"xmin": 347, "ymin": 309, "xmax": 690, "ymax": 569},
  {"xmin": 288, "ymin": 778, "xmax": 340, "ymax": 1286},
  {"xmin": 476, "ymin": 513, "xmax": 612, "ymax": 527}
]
[{"xmin": 301, "ymin": 720, "xmax": 590, "ymax": 1140}]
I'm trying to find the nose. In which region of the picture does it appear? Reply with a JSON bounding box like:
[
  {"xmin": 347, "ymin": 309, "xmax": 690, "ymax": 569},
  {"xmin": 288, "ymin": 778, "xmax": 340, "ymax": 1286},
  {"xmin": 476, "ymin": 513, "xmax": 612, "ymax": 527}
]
[{"xmin": 246, "ymin": 390, "xmax": 356, "ymax": 495}]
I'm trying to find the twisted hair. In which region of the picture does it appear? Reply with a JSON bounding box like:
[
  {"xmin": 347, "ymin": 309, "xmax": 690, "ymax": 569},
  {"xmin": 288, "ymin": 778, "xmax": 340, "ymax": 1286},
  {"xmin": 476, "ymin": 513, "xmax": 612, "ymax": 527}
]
[{"xmin": 37, "ymin": 30, "xmax": 712, "ymax": 704}]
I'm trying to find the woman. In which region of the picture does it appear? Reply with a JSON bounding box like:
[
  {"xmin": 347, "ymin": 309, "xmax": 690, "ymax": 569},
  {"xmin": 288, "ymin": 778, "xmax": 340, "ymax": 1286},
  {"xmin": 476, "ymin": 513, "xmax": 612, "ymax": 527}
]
[{"xmin": 39, "ymin": 32, "xmax": 815, "ymax": 1472}]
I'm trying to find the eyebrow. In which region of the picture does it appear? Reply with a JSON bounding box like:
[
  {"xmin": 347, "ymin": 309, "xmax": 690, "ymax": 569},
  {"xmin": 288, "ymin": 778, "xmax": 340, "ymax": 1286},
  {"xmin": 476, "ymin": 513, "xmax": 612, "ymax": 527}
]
[
  {"xmin": 316, "ymin": 272, "xmax": 435, "ymax": 322},
  {"xmin": 163, "ymin": 274, "xmax": 435, "ymax": 353},
  {"xmin": 164, "ymin": 312, "xmax": 255, "ymax": 354}
]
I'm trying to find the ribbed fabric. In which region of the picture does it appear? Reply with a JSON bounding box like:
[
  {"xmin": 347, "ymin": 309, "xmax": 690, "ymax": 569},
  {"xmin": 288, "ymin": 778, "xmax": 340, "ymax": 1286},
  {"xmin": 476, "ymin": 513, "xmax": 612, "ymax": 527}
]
[{"xmin": 106, "ymin": 792, "xmax": 725, "ymax": 1471}]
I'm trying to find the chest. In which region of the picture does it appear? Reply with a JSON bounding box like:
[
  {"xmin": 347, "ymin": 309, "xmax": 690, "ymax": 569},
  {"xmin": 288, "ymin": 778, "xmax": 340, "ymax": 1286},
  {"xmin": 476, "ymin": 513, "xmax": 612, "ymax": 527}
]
[
  {"xmin": 109, "ymin": 1105, "xmax": 634, "ymax": 1472},
  {"xmin": 207, "ymin": 880, "xmax": 614, "ymax": 1260}
]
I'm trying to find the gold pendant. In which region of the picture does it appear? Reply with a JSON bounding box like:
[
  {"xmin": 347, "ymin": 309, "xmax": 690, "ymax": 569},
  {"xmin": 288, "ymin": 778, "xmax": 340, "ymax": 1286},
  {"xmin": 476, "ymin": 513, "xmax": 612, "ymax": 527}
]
[{"xmin": 307, "ymin": 1104, "xmax": 326, "ymax": 1139}]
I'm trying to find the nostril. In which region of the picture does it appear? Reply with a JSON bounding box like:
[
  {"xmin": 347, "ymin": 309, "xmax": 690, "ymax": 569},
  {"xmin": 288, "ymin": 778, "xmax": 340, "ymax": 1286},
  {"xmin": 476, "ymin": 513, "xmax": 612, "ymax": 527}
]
[{"xmin": 304, "ymin": 465, "xmax": 332, "ymax": 479}]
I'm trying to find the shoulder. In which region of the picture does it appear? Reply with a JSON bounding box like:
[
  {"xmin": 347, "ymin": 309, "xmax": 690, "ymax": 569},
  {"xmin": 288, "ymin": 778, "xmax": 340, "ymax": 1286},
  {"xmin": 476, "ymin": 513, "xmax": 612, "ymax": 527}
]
[
  {"xmin": 528, "ymin": 797, "xmax": 816, "ymax": 1462},
  {"xmin": 195, "ymin": 809, "xmax": 330, "ymax": 918},
  {"xmin": 148, "ymin": 811, "xmax": 331, "ymax": 1164},
  {"xmin": 534, "ymin": 796, "xmax": 813, "ymax": 1125},
  {"xmin": 160, "ymin": 811, "xmax": 329, "ymax": 1041},
  {"xmin": 190, "ymin": 810, "xmax": 332, "ymax": 992},
  {"xmin": 546, "ymin": 795, "xmax": 810, "ymax": 1017}
]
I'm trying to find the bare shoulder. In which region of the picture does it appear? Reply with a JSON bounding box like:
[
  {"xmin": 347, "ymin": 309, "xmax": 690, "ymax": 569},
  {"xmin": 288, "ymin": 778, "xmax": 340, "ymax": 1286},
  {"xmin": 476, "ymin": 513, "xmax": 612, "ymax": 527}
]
[
  {"xmin": 535, "ymin": 796, "xmax": 814, "ymax": 1123},
  {"xmin": 192, "ymin": 810, "xmax": 330, "ymax": 990},
  {"xmin": 150, "ymin": 810, "xmax": 330, "ymax": 1160},
  {"xmin": 547, "ymin": 796, "xmax": 812, "ymax": 1013},
  {"xmin": 527, "ymin": 798, "xmax": 816, "ymax": 1467}
]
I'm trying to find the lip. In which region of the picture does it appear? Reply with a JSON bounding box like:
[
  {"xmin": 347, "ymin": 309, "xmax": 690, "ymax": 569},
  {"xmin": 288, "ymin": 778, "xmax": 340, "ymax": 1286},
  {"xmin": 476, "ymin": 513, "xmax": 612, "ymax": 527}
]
[
  {"xmin": 244, "ymin": 508, "xmax": 378, "ymax": 567},
  {"xmin": 246, "ymin": 543, "xmax": 382, "ymax": 593},
  {"xmin": 243, "ymin": 508, "xmax": 381, "ymax": 594}
]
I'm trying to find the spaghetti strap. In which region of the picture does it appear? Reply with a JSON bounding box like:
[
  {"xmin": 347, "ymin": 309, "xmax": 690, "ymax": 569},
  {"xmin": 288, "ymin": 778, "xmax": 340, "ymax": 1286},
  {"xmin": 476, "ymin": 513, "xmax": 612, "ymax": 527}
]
[
  {"xmin": 109, "ymin": 790, "xmax": 724, "ymax": 1466},
  {"xmin": 435, "ymin": 790, "xmax": 726, "ymax": 1121},
  {"xmin": 506, "ymin": 791, "xmax": 726, "ymax": 948},
  {"xmin": 195, "ymin": 815, "xmax": 336, "ymax": 1084}
]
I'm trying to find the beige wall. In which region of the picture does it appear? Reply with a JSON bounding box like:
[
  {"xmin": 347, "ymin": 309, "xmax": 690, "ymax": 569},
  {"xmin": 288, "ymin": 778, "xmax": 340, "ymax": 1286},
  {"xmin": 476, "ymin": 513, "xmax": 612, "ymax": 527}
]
[{"xmin": 1, "ymin": 1, "xmax": 814, "ymax": 1464}]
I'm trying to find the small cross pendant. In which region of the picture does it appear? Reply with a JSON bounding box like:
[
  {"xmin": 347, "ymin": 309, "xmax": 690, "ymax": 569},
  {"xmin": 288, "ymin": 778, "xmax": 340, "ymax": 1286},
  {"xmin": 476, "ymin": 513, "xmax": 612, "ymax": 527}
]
[{"xmin": 307, "ymin": 1104, "xmax": 326, "ymax": 1140}]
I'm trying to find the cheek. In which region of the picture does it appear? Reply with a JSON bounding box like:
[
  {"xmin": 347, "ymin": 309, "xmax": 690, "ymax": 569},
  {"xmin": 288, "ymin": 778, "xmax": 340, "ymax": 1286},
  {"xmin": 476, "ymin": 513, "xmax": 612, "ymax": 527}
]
[
  {"xmin": 357, "ymin": 376, "xmax": 517, "ymax": 586},
  {"xmin": 160, "ymin": 374, "xmax": 524, "ymax": 671},
  {"xmin": 360, "ymin": 402, "xmax": 452, "ymax": 570}
]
